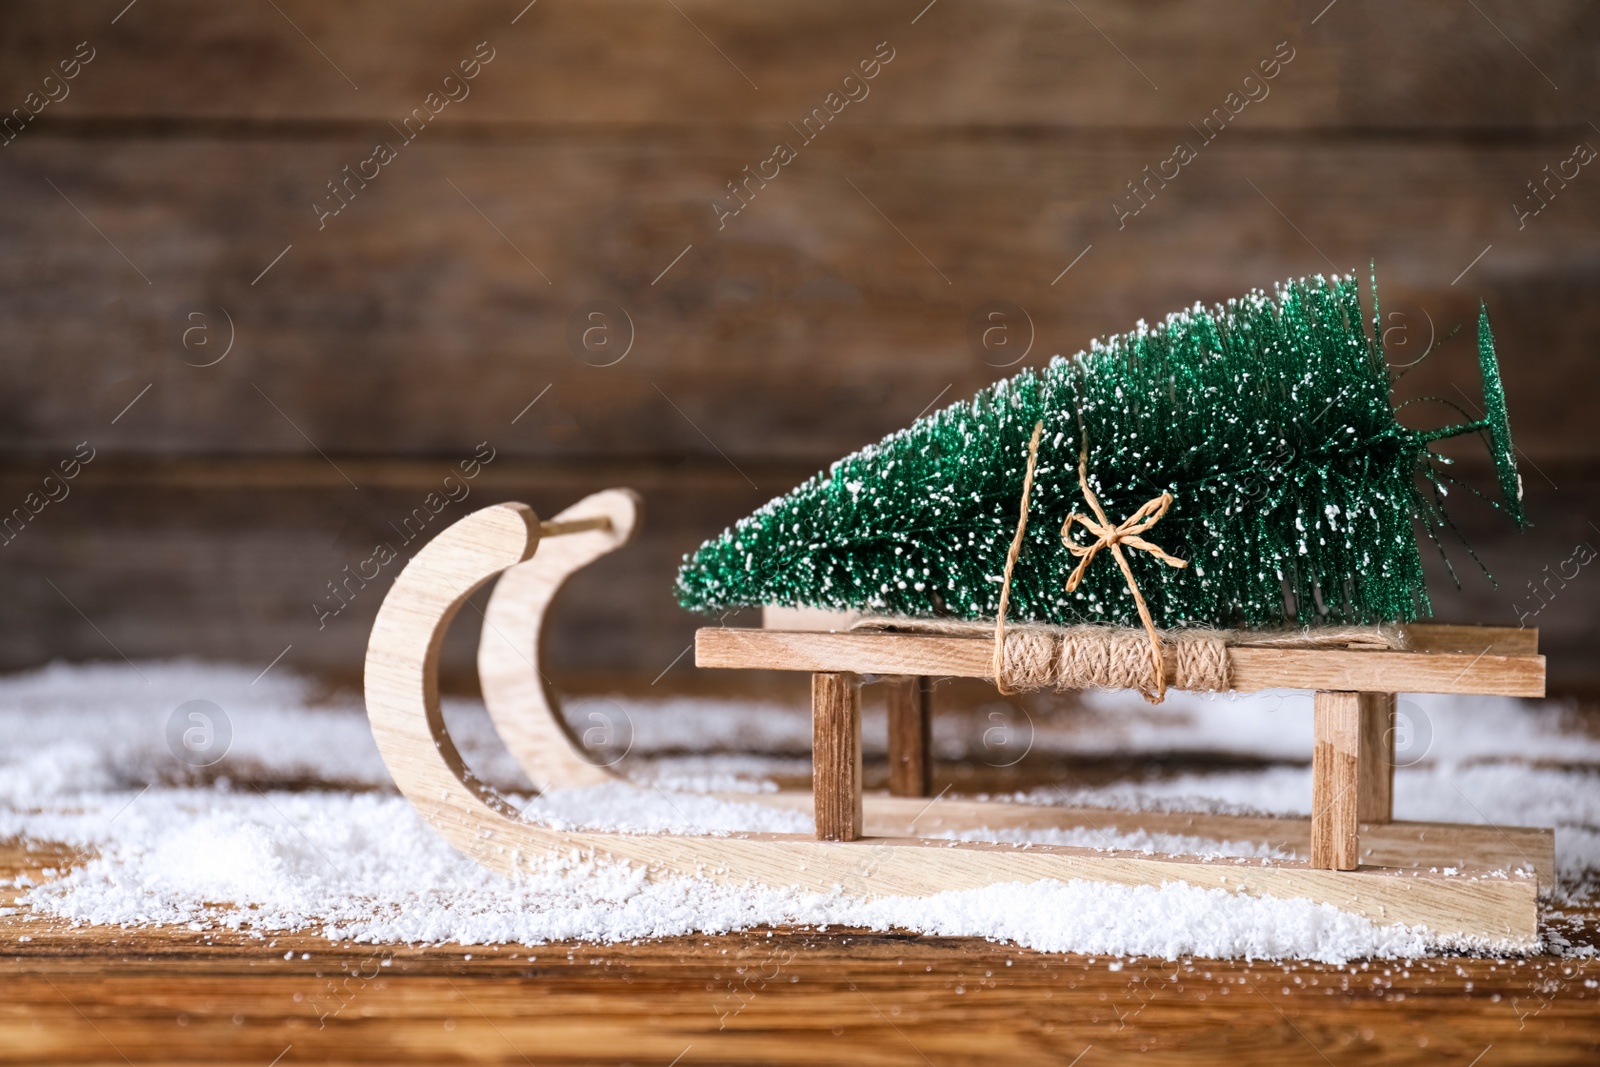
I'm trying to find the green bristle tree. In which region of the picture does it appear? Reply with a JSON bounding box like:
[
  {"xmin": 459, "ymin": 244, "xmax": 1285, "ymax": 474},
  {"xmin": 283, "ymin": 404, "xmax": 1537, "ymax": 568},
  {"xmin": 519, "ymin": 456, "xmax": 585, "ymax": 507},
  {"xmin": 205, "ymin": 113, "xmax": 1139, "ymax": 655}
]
[{"xmin": 676, "ymin": 273, "xmax": 1523, "ymax": 631}]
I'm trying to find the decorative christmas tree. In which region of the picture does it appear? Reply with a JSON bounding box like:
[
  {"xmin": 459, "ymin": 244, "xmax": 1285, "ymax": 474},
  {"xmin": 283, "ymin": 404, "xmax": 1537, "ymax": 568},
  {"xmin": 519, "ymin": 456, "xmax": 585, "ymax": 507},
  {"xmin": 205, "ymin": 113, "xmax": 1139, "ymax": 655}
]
[{"xmin": 676, "ymin": 272, "xmax": 1522, "ymax": 633}]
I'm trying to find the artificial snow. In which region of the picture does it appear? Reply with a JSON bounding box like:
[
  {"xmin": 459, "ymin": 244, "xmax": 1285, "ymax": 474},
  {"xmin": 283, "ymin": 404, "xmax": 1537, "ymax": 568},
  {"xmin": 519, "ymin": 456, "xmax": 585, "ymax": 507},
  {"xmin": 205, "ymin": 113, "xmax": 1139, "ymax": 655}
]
[
  {"xmin": 6, "ymin": 786, "xmax": 1445, "ymax": 962},
  {"xmin": 2, "ymin": 660, "xmax": 1597, "ymax": 962}
]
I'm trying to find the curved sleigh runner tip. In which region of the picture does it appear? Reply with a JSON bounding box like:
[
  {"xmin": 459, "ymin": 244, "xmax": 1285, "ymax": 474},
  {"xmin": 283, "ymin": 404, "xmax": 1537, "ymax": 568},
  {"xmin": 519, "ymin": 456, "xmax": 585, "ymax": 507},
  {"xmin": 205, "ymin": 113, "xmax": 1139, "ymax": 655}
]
[
  {"xmin": 366, "ymin": 499, "xmax": 1547, "ymax": 945},
  {"xmin": 478, "ymin": 487, "xmax": 643, "ymax": 791}
]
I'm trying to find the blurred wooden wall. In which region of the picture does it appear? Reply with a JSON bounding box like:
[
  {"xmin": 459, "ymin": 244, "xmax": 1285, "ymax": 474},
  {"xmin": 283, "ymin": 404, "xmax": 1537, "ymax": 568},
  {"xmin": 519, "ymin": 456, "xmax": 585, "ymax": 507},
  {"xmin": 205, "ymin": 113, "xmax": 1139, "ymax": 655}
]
[{"xmin": 1, "ymin": 0, "xmax": 1596, "ymax": 690}]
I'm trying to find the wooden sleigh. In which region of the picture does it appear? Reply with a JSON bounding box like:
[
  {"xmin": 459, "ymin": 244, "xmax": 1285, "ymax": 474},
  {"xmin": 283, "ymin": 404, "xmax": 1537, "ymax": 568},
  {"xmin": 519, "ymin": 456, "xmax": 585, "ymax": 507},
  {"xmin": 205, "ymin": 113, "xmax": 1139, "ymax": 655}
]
[{"xmin": 364, "ymin": 492, "xmax": 1553, "ymax": 947}]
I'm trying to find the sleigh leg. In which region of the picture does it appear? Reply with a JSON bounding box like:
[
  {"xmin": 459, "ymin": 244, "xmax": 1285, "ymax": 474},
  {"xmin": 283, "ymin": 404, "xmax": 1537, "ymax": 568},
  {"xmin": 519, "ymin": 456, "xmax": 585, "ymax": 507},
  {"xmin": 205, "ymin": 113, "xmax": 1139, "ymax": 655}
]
[
  {"xmin": 813, "ymin": 672, "xmax": 863, "ymax": 841},
  {"xmin": 885, "ymin": 675, "xmax": 932, "ymax": 798},
  {"xmin": 1312, "ymin": 690, "xmax": 1363, "ymax": 870},
  {"xmin": 1357, "ymin": 692, "xmax": 1396, "ymax": 824}
]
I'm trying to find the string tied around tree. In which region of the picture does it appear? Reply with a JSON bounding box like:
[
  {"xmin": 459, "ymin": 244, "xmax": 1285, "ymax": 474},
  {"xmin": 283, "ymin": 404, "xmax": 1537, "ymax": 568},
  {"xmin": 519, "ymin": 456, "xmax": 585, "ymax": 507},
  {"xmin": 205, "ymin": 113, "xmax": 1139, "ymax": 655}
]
[{"xmin": 992, "ymin": 420, "xmax": 1189, "ymax": 703}]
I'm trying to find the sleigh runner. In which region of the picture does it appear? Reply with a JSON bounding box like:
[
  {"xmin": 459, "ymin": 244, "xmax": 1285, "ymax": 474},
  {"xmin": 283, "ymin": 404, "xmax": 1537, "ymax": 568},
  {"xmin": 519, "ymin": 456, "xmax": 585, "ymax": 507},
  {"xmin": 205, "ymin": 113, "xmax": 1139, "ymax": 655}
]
[{"xmin": 364, "ymin": 492, "xmax": 1550, "ymax": 947}]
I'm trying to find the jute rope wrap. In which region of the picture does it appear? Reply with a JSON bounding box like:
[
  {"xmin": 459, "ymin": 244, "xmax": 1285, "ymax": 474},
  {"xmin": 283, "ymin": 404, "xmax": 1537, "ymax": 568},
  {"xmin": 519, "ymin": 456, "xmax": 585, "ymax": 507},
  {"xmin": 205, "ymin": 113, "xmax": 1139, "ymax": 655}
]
[
  {"xmin": 856, "ymin": 616, "xmax": 1404, "ymax": 696},
  {"xmin": 994, "ymin": 624, "xmax": 1228, "ymax": 693},
  {"xmin": 991, "ymin": 422, "xmax": 1045, "ymax": 697}
]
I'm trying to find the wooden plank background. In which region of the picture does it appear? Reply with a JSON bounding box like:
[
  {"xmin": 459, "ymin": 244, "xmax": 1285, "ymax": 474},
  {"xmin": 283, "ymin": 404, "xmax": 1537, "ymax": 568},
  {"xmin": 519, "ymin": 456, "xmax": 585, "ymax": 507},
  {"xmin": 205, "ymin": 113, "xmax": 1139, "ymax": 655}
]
[{"xmin": 0, "ymin": 0, "xmax": 1596, "ymax": 687}]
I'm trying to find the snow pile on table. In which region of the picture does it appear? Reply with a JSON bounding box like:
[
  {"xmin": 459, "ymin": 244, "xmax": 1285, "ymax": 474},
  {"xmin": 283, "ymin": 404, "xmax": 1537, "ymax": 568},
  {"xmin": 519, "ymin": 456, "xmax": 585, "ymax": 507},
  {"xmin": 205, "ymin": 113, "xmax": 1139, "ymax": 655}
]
[{"xmin": 2, "ymin": 661, "xmax": 1596, "ymax": 962}]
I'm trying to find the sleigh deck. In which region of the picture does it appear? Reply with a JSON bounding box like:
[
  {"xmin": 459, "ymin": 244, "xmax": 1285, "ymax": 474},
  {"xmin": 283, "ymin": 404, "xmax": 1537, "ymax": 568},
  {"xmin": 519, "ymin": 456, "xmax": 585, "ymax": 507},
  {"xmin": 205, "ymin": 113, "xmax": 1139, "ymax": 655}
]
[{"xmin": 696, "ymin": 621, "xmax": 1543, "ymax": 698}]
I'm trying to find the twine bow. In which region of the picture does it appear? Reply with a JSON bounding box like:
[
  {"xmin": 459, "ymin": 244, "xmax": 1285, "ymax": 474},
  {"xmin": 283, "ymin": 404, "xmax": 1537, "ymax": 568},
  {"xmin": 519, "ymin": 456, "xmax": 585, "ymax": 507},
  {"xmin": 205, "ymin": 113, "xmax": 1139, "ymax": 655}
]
[
  {"xmin": 1060, "ymin": 437, "xmax": 1188, "ymax": 702},
  {"xmin": 992, "ymin": 420, "xmax": 1188, "ymax": 703}
]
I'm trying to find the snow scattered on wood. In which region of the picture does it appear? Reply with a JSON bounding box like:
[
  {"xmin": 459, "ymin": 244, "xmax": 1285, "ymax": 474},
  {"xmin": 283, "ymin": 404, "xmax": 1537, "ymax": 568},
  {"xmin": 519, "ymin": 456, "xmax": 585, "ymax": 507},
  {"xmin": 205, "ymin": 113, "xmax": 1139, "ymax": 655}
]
[{"xmin": 2, "ymin": 661, "xmax": 1595, "ymax": 961}]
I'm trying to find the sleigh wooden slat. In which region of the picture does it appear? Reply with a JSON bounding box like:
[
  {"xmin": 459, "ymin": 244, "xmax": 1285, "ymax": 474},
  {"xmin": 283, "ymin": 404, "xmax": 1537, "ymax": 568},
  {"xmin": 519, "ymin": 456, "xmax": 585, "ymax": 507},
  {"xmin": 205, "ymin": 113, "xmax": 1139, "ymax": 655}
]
[
  {"xmin": 1400, "ymin": 623, "xmax": 1539, "ymax": 657},
  {"xmin": 693, "ymin": 628, "xmax": 1546, "ymax": 698},
  {"xmin": 726, "ymin": 791, "xmax": 1555, "ymax": 891}
]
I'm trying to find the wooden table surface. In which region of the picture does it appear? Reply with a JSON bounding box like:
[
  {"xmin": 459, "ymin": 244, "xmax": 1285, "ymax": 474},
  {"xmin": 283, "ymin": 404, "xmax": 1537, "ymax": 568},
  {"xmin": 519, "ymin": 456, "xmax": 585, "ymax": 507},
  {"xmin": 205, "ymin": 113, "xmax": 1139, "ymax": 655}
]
[{"xmin": 5, "ymin": 837, "xmax": 1599, "ymax": 1066}]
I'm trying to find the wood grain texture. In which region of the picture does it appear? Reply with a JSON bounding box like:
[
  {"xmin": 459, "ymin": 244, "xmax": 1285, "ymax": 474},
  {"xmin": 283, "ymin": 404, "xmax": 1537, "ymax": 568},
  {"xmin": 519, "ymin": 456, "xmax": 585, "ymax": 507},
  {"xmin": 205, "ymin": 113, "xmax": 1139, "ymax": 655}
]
[
  {"xmin": 884, "ymin": 675, "xmax": 931, "ymax": 798},
  {"xmin": 4, "ymin": 1, "xmax": 1597, "ymax": 129},
  {"xmin": 812, "ymin": 672, "xmax": 863, "ymax": 840},
  {"xmin": 3, "ymin": 10, "xmax": 1596, "ymax": 1059},
  {"xmin": 1357, "ymin": 691, "xmax": 1396, "ymax": 823},
  {"xmin": 1, "ymin": 839, "xmax": 1595, "ymax": 1067},
  {"xmin": 1312, "ymin": 691, "xmax": 1363, "ymax": 871},
  {"xmin": 478, "ymin": 487, "xmax": 641, "ymax": 790},
  {"xmin": 763, "ymin": 614, "xmax": 1536, "ymax": 655},
  {"xmin": 1, "ymin": 0, "xmax": 1597, "ymax": 687},
  {"xmin": 1403, "ymin": 623, "xmax": 1540, "ymax": 656},
  {"xmin": 724, "ymin": 794, "xmax": 1557, "ymax": 891},
  {"xmin": 1229, "ymin": 647, "xmax": 1546, "ymax": 698},
  {"xmin": 4, "ymin": 458, "xmax": 1594, "ymax": 688},
  {"xmin": 696, "ymin": 628, "xmax": 1548, "ymax": 697},
  {"xmin": 2, "ymin": 135, "xmax": 1598, "ymax": 463}
]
